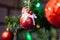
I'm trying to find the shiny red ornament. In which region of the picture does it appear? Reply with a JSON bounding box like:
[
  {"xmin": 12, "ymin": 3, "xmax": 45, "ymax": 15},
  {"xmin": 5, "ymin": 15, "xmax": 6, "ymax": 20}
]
[
  {"xmin": 20, "ymin": 16, "xmax": 34, "ymax": 30},
  {"xmin": 45, "ymin": 0, "xmax": 60, "ymax": 28},
  {"xmin": 1, "ymin": 31, "xmax": 14, "ymax": 40}
]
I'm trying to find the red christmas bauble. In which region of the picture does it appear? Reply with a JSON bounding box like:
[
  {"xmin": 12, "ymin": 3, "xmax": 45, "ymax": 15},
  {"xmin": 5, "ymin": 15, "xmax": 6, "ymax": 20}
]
[
  {"xmin": 45, "ymin": 0, "xmax": 60, "ymax": 28},
  {"xmin": 20, "ymin": 16, "xmax": 34, "ymax": 30},
  {"xmin": 2, "ymin": 31, "xmax": 14, "ymax": 40}
]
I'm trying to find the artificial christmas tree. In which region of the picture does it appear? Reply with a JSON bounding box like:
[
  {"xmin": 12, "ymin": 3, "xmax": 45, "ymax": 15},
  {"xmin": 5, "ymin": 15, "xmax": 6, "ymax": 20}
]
[{"xmin": 1, "ymin": 0, "xmax": 59, "ymax": 40}]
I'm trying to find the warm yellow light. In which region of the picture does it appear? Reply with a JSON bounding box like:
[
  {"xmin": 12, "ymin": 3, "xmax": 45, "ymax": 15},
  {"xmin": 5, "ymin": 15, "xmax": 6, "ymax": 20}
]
[{"xmin": 36, "ymin": 24, "xmax": 40, "ymax": 29}]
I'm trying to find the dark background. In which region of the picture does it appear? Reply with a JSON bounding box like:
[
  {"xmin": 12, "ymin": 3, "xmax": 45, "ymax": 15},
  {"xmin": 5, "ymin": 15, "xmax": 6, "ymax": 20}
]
[{"xmin": 0, "ymin": 0, "xmax": 60, "ymax": 40}]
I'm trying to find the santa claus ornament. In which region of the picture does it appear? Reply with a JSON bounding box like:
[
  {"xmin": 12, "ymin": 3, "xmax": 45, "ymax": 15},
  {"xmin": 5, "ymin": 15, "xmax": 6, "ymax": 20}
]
[
  {"xmin": 45, "ymin": 0, "xmax": 60, "ymax": 28},
  {"xmin": 20, "ymin": 8, "xmax": 37, "ymax": 30}
]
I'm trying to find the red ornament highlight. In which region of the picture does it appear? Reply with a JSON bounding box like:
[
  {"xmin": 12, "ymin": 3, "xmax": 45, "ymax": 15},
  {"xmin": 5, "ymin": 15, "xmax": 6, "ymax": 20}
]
[{"xmin": 45, "ymin": 0, "xmax": 60, "ymax": 28}]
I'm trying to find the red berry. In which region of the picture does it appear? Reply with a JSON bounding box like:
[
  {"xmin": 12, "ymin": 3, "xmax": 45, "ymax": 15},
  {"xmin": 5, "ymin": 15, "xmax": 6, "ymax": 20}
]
[{"xmin": 28, "ymin": 11, "xmax": 32, "ymax": 15}]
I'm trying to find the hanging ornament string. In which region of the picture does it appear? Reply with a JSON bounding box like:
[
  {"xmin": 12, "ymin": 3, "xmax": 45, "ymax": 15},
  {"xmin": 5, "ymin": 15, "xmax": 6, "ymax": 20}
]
[
  {"xmin": 28, "ymin": 0, "xmax": 30, "ymax": 10},
  {"xmin": 24, "ymin": 0, "xmax": 30, "ymax": 10}
]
